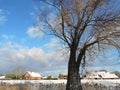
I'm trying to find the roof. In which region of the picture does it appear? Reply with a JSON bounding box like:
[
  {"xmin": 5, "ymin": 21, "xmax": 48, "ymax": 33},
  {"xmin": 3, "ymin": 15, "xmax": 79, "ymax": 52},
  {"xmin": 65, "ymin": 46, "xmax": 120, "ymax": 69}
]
[
  {"xmin": 101, "ymin": 73, "xmax": 118, "ymax": 78},
  {"xmin": 26, "ymin": 71, "xmax": 42, "ymax": 78},
  {"xmin": 86, "ymin": 71, "xmax": 118, "ymax": 79},
  {"xmin": 0, "ymin": 76, "xmax": 5, "ymax": 79}
]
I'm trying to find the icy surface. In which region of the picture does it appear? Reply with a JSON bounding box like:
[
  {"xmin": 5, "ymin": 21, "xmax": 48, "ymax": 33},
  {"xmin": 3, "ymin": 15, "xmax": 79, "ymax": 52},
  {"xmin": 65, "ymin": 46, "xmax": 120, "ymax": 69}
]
[
  {"xmin": 82, "ymin": 79, "xmax": 120, "ymax": 86},
  {"xmin": 0, "ymin": 80, "xmax": 67, "ymax": 85},
  {"xmin": 0, "ymin": 80, "xmax": 120, "ymax": 90},
  {"xmin": 0, "ymin": 79, "xmax": 120, "ymax": 85}
]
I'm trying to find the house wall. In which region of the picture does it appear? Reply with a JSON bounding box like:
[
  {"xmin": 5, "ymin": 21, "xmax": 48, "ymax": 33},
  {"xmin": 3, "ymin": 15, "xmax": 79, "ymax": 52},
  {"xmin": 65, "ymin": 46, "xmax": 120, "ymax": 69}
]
[
  {"xmin": 23, "ymin": 73, "xmax": 42, "ymax": 80},
  {"xmin": 30, "ymin": 77, "xmax": 42, "ymax": 80},
  {"xmin": 23, "ymin": 73, "xmax": 31, "ymax": 80}
]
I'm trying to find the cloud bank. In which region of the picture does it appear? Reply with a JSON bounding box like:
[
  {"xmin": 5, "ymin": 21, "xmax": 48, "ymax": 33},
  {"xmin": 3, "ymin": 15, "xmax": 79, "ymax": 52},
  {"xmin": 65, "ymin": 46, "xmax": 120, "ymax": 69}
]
[
  {"xmin": 27, "ymin": 26, "xmax": 45, "ymax": 39},
  {"xmin": 0, "ymin": 35, "xmax": 68, "ymax": 76}
]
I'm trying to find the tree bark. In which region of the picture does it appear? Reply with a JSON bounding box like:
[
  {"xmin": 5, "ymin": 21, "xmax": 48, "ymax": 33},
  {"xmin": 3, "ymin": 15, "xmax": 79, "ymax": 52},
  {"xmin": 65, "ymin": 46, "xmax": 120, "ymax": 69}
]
[{"xmin": 66, "ymin": 51, "xmax": 82, "ymax": 90}]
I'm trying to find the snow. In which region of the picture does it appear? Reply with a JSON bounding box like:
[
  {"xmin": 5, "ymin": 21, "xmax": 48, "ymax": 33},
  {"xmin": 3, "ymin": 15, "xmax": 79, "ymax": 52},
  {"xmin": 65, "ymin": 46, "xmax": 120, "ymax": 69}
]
[
  {"xmin": 86, "ymin": 71, "xmax": 118, "ymax": 79},
  {"xmin": 0, "ymin": 79, "xmax": 120, "ymax": 86},
  {"xmin": 0, "ymin": 80, "xmax": 67, "ymax": 85},
  {"xmin": 27, "ymin": 71, "xmax": 42, "ymax": 77},
  {"xmin": 0, "ymin": 76, "xmax": 5, "ymax": 79},
  {"xmin": 102, "ymin": 73, "xmax": 118, "ymax": 79},
  {"xmin": 82, "ymin": 79, "xmax": 120, "ymax": 86}
]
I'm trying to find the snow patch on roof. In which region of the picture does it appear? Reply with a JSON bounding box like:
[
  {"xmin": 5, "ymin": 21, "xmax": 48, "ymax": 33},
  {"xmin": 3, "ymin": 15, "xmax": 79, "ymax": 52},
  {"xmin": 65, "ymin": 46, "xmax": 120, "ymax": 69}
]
[
  {"xmin": 0, "ymin": 76, "xmax": 5, "ymax": 79},
  {"xmin": 27, "ymin": 71, "xmax": 42, "ymax": 78},
  {"xmin": 86, "ymin": 71, "xmax": 118, "ymax": 79},
  {"xmin": 101, "ymin": 73, "xmax": 118, "ymax": 78}
]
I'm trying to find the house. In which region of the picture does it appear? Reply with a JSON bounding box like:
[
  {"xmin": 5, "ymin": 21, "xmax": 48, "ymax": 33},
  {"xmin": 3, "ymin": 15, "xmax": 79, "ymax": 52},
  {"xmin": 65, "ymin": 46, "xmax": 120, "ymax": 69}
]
[
  {"xmin": 85, "ymin": 70, "xmax": 119, "ymax": 80},
  {"xmin": 0, "ymin": 74, "xmax": 5, "ymax": 79},
  {"xmin": 23, "ymin": 71, "xmax": 42, "ymax": 80}
]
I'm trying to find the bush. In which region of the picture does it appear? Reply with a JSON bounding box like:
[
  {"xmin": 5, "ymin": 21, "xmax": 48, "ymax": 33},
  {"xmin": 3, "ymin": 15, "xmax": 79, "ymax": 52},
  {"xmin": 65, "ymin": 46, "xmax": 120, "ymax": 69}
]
[{"xmin": 5, "ymin": 74, "xmax": 22, "ymax": 79}]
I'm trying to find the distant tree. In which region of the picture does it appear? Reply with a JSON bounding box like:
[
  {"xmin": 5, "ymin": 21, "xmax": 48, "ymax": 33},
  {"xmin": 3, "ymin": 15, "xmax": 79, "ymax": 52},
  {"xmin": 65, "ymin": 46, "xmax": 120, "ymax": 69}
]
[
  {"xmin": 37, "ymin": 0, "xmax": 120, "ymax": 90},
  {"xmin": 47, "ymin": 76, "xmax": 53, "ymax": 80},
  {"xmin": 58, "ymin": 74, "xmax": 64, "ymax": 79},
  {"xmin": 12, "ymin": 66, "xmax": 26, "ymax": 76},
  {"xmin": 5, "ymin": 73, "xmax": 23, "ymax": 80},
  {"xmin": 5, "ymin": 74, "xmax": 16, "ymax": 79}
]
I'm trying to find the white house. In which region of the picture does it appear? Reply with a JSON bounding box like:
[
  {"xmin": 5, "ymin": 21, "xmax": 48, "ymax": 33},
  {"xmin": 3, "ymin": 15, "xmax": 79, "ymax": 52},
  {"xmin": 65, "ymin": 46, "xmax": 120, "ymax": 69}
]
[
  {"xmin": 0, "ymin": 75, "xmax": 5, "ymax": 79},
  {"xmin": 0, "ymin": 74, "xmax": 5, "ymax": 79},
  {"xmin": 23, "ymin": 71, "xmax": 42, "ymax": 80},
  {"xmin": 85, "ymin": 70, "xmax": 118, "ymax": 79}
]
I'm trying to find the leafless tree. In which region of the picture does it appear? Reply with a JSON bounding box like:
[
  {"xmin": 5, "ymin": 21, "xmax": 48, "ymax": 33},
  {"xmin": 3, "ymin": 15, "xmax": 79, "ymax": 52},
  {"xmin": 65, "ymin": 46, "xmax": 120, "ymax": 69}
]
[
  {"xmin": 12, "ymin": 66, "xmax": 26, "ymax": 76},
  {"xmin": 37, "ymin": 0, "xmax": 120, "ymax": 90}
]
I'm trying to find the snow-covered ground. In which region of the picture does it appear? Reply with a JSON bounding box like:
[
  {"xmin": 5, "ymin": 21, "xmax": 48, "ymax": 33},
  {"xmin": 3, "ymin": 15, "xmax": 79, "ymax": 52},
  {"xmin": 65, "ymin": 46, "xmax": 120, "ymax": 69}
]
[
  {"xmin": 0, "ymin": 80, "xmax": 120, "ymax": 90},
  {"xmin": 0, "ymin": 79, "xmax": 120, "ymax": 86},
  {"xmin": 82, "ymin": 79, "xmax": 120, "ymax": 86},
  {"xmin": 0, "ymin": 80, "xmax": 67, "ymax": 85}
]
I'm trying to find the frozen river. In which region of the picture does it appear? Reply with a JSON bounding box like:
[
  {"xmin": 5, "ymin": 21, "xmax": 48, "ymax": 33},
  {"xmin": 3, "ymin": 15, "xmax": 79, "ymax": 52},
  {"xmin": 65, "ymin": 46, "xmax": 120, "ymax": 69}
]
[{"xmin": 0, "ymin": 79, "xmax": 120, "ymax": 90}]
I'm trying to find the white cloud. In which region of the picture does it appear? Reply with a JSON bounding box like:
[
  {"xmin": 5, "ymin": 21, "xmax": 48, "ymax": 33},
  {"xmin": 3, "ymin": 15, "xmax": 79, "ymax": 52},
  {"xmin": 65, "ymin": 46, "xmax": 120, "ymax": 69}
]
[
  {"xmin": 27, "ymin": 26, "xmax": 44, "ymax": 38},
  {"xmin": 44, "ymin": 38, "xmax": 68, "ymax": 61},
  {"xmin": 45, "ymin": 38, "xmax": 61, "ymax": 49},
  {"xmin": 1, "ymin": 34, "xmax": 14, "ymax": 40},
  {"xmin": 0, "ymin": 9, "xmax": 7, "ymax": 25},
  {"xmin": 0, "ymin": 34, "xmax": 119, "ymax": 76},
  {"xmin": 0, "ymin": 40, "xmax": 68, "ymax": 76}
]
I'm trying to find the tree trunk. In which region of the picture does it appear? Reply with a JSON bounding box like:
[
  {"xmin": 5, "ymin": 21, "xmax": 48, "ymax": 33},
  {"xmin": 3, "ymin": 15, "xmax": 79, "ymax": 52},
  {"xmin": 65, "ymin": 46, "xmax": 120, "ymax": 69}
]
[{"xmin": 66, "ymin": 51, "xmax": 82, "ymax": 90}]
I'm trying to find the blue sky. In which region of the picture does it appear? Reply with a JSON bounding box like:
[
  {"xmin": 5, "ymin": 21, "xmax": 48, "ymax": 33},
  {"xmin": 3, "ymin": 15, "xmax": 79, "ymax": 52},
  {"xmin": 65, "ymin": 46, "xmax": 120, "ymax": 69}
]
[
  {"xmin": 0, "ymin": 0, "xmax": 120, "ymax": 76},
  {"xmin": 0, "ymin": 0, "xmax": 68, "ymax": 76}
]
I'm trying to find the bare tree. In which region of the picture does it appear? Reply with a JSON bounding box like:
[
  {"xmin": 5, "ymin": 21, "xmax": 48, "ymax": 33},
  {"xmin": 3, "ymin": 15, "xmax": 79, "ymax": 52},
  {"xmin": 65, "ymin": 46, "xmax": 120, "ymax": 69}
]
[
  {"xmin": 12, "ymin": 66, "xmax": 26, "ymax": 76},
  {"xmin": 37, "ymin": 0, "xmax": 120, "ymax": 90}
]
